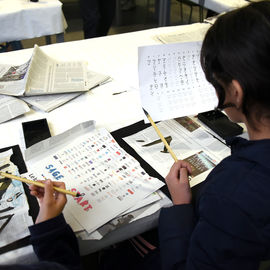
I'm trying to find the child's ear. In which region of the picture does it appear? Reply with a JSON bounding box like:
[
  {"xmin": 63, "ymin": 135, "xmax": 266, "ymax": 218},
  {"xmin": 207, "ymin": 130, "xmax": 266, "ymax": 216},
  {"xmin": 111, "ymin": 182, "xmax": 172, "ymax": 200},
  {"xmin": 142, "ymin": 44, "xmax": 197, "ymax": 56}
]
[{"xmin": 231, "ymin": 80, "xmax": 243, "ymax": 109}]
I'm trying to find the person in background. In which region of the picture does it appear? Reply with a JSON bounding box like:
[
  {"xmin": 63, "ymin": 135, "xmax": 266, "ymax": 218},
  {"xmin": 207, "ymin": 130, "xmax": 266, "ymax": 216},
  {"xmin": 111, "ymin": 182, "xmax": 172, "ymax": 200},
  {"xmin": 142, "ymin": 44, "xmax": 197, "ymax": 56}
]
[
  {"xmin": 0, "ymin": 180, "xmax": 81, "ymax": 270},
  {"xmin": 159, "ymin": 1, "xmax": 270, "ymax": 269},
  {"xmin": 79, "ymin": 0, "xmax": 116, "ymax": 39},
  {"xmin": 121, "ymin": 0, "xmax": 136, "ymax": 11}
]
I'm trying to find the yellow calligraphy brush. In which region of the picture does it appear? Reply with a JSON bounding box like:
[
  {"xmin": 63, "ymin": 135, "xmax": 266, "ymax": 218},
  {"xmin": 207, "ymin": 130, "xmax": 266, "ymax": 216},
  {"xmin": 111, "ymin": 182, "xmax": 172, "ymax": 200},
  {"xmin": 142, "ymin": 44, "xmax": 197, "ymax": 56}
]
[
  {"xmin": 143, "ymin": 108, "xmax": 178, "ymax": 162},
  {"xmin": 0, "ymin": 171, "xmax": 79, "ymax": 197}
]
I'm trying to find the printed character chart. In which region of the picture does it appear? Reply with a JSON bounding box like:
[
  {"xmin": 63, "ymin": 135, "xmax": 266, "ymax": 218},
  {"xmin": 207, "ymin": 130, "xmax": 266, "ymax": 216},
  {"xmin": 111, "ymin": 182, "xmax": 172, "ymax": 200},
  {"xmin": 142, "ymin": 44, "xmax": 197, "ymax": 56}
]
[
  {"xmin": 138, "ymin": 41, "xmax": 218, "ymax": 122},
  {"xmin": 25, "ymin": 127, "xmax": 164, "ymax": 234}
]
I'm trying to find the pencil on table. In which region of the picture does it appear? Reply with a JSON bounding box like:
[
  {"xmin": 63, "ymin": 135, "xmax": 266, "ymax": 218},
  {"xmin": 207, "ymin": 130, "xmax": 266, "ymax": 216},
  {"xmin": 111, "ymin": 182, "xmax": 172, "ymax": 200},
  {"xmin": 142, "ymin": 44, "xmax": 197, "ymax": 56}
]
[
  {"xmin": 142, "ymin": 108, "xmax": 178, "ymax": 162},
  {"xmin": 0, "ymin": 171, "xmax": 79, "ymax": 197}
]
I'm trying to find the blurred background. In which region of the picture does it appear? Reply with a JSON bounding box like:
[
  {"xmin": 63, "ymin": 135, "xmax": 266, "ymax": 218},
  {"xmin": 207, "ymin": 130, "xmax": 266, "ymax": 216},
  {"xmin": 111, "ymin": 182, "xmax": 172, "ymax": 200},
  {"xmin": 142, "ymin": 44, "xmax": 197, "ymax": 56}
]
[{"xmin": 21, "ymin": 0, "xmax": 206, "ymax": 49}]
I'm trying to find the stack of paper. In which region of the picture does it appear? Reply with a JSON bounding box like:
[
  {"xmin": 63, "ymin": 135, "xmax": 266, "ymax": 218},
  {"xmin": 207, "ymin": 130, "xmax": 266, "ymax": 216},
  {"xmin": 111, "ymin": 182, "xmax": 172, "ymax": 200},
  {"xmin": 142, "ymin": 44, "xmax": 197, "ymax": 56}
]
[
  {"xmin": 0, "ymin": 45, "xmax": 110, "ymax": 122},
  {"xmin": 156, "ymin": 23, "xmax": 211, "ymax": 44},
  {"xmin": 20, "ymin": 70, "xmax": 110, "ymax": 112},
  {"xmin": 23, "ymin": 121, "xmax": 166, "ymax": 238}
]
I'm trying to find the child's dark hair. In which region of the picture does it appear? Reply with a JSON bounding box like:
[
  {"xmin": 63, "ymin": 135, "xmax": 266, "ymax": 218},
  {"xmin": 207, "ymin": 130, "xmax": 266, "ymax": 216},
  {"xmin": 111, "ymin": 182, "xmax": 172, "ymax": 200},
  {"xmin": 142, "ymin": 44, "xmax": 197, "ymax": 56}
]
[{"xmin": 201, "ymin": 1, "xmax": 270, "ymax": 125}]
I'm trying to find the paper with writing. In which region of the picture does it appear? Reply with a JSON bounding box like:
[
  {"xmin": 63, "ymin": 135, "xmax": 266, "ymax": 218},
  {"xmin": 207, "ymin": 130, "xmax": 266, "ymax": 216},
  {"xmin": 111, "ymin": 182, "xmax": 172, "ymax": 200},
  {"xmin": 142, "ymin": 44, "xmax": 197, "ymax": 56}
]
[
  {"xmin": 24, "ymin": 121, "xmax": 164, "ymax": 234},
  {"xmin": 138, "ymin": 41, "xmax": 218, "ymax": 122}
]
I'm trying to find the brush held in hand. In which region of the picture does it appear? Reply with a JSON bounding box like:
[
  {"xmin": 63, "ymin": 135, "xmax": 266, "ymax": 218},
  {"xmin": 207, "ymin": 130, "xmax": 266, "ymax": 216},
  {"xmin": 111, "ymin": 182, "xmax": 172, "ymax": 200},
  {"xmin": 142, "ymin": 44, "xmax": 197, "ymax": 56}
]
[
  {"xmin": 142, "ymin": 108, "xmax": 178, "ymax": 162},
  {"xmin": 0, "ymin": 171, "xmax": 80, "ymax": 197}
]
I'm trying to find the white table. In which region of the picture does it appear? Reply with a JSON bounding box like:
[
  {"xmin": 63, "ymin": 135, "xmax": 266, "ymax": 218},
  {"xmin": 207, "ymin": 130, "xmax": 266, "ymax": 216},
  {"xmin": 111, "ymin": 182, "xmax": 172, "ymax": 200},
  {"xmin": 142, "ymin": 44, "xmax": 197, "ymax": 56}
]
[
  {"xmin": 0, "ymin": 0, "xmax": 67, "ymax": 44},
  {"xmin": 190, "ymin": 0, "xmax": 248, "ymax": 14},
  {"xmin": 0, "ymin": 22, "xmax": 210, "ymax": 256},
  {"xmin": 159, "ymin": 0, "xmax": 248, "ymax": 26}
]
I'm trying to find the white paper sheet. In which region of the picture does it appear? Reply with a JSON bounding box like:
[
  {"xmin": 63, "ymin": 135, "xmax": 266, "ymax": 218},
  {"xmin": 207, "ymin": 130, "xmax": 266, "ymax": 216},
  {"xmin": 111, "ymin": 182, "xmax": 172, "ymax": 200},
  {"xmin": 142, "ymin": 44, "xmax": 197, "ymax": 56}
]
[
  {"xmin": 78, "ymin": 190, "xmax": 171, "ymax": 240},
  {"xmin": 138, "ymin": 41, "xmax": 218, "ymax": 122},
  {"xmin": 63, "ymin": 191, "xmax": 161, "ymax": 234},
  {"xmin": 156, "ymin": 23, "xmax": 211, "ymax": 44},
  {"xmin": 24, "ymin": 121, "xmax": 164, "ymax": 234},
  {"xmin": 0, "ymin": 95, "xmax": 30, "ymax": 124}
]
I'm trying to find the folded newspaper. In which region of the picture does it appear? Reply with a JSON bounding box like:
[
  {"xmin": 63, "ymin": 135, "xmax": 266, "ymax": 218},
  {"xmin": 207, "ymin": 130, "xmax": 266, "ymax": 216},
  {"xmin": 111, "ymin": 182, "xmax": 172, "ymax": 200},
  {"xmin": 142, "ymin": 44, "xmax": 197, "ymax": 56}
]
[
  {"xmin": 20, "ymin": 71, "xmax": 110, "ymax": 112},
  {"xmin": 156, "ymin": 23, "xmax": 211, "ymax": 44},
  {"xmin": 0, "ymin": 44, "xmax": 107, "ymax": 97},
  {"xmin": 0, "ymin": 45, "xmax": 110, "ymax": 114},
  {"xmin": 0, "ymin": 95, "xmax": 30, "ymax": 124}
]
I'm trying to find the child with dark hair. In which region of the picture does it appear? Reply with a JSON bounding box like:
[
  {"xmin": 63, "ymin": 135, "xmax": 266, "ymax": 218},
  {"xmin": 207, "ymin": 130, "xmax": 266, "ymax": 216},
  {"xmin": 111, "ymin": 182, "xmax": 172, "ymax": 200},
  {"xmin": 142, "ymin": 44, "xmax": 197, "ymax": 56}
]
[{"xmin": 159, "ymin": 1, "xmax": 270, "ymax": 269}]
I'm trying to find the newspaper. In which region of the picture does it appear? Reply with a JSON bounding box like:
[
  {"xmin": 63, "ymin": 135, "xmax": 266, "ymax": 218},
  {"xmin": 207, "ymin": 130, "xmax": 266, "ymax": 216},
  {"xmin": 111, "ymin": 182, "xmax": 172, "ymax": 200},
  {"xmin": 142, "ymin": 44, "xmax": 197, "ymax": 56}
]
[
  {"xmin": 20, "ymin": 71, "xmax": 111, "ymax": 112},
  {"xmin": 23, "ymin": 121, "xmax": 164, "ymax": 234},
  {"xmin": 123, "ymin": 117, "xmax": 231, "ymax": 188},
  {"xmin": 156, "ymin": 23, "xmax": 211, "ymax": 44},
  {"xmin": 0, "ymin": 44, "xmax": 88, "ymax": 96},
  {"xmin": 0, "ymin": 61, "xmax": 29, "ymax": 96},
  {"xmin": 0, "ymin": 149, "xmax": 33, "ymax": 248},
  {"xmin": 0, "ymin": 95, "xmax": 30, "ymax": 124}
]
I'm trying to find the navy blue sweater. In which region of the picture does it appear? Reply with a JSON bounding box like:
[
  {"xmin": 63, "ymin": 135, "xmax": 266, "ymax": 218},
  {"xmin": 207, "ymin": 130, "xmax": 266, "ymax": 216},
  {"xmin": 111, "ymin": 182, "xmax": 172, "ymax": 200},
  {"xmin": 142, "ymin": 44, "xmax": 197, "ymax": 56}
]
[
  {"xmin": 159, "ymin": 137, "xmax": 270, "ymax": 270},
  {"xmin": 0, "ymin": 214, "xmax": 81, "ymax": 270}
]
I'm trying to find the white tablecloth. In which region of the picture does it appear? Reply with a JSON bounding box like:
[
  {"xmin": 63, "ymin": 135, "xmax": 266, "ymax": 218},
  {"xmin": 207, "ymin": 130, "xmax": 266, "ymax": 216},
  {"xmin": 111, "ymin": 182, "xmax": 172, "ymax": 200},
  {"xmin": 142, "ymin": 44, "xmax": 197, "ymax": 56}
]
[
  {"xmin": 191, "ymin": 0, "xmax": 248, "ymax": 13},
  {"xmin": 0, "ymin": 0, "xmax": 66, "ymax": 43}
]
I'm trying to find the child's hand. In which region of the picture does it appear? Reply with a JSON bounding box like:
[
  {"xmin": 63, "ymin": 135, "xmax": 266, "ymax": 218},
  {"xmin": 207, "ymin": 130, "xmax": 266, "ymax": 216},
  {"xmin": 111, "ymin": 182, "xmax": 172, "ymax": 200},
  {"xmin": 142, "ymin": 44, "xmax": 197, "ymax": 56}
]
[
  {"xmin": 29, "ymin": 180, "xmax": 67, "ymax": 224},
  {"xmin": 165, "ymin": 160, "xmax": 192, "ymax": 205}
]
